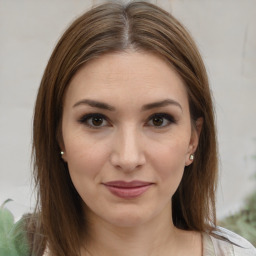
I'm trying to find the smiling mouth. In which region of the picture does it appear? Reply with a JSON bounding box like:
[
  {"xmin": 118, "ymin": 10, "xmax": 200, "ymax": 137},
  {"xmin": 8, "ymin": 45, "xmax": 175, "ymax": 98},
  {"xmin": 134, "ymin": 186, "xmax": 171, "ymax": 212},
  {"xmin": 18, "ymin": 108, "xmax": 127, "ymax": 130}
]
[{"xmin": 102, "ymin": 180, "xmax": 153, "ymax": 199}]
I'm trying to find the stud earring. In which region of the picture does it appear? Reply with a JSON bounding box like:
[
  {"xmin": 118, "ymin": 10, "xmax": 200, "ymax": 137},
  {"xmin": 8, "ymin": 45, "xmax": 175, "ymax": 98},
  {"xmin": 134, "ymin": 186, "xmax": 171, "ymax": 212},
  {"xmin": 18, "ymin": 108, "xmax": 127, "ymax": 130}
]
[
  {"xmin": 60, "ymin": 151, "xmax": 64, "ymax": 155},
  {"xmin": 189, "ymin": 154, "xmax": 194, "ymax": 161}
]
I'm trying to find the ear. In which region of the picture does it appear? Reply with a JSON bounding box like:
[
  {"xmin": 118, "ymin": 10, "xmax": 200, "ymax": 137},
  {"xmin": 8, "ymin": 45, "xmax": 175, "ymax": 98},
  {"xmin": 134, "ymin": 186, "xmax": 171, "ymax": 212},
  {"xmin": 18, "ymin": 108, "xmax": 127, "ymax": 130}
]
[
  {"xmin": 185, "ymin": 117, "xmax": 203, "ymax": 166},
  {"xmin": 60, "ymin": 149, "xmax": 67, "ymax": 162},
  {"xmin": 57, "ymin": 125, "xmax": 67, "ymax": 162}
]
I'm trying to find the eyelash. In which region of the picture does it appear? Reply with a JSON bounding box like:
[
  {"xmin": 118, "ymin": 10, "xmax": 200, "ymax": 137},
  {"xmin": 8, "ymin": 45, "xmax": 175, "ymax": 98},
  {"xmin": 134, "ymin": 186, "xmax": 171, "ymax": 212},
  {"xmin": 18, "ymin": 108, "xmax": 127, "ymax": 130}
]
[
  {"xmin": 146, "ymin": 113, "xmax": 176, "ymax": 128},
  {"xmin": 78, "ymin": 113, "xmax": 176, "ymax": 129},
  {"xmin": 78, "ymin": 113, "xmax": 109, "ymax": 129}
]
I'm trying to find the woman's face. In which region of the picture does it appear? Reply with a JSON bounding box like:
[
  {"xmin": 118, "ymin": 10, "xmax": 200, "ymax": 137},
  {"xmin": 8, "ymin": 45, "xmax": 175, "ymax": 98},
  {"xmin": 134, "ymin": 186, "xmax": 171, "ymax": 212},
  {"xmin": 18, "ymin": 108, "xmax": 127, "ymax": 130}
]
[{"xmin": 61, "ymin": 51, "xmax": 200, "ymax": 227}]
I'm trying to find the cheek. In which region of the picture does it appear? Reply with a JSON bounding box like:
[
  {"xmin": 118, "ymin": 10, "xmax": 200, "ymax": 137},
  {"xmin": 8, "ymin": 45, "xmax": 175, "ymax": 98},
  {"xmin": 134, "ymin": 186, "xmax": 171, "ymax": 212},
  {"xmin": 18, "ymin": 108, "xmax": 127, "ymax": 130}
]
[
  {"xmin": 65, "ymin": 139, "xmax": 110, "ymax": 207},
  {"xmin": 149, "ymin": 138, "xmax": 189, "ymax": 190},
  {"xmin": 64, "ymin": 135, "xmax": 110, "ymax": 182}
]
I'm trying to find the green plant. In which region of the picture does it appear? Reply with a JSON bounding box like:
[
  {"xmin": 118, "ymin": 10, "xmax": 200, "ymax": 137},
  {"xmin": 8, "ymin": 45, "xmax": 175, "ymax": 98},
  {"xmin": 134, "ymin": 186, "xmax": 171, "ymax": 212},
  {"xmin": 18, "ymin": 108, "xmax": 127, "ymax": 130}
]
[
  {"xmin": 220, "ymin": 153, "xmax": 256, "ymax": 246},
  {"xmin": 0, "ymin": 199, "xmax": 30, "ymax": 256},
  {"xmin": 219, "ymin": 180, "xmax": 256, "ymax": 246},
  {"xmin": 220, "ymin": 192, "xmax": 256, "ymax": 246}
]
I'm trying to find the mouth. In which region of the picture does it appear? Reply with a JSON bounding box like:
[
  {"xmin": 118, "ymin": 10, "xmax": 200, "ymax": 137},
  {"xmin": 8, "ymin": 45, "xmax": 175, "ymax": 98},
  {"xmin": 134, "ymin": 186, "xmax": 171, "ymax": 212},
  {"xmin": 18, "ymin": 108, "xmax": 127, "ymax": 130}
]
[{"xmin": 102, "ymin": 180, "xmax": 153, "ymax": 199}]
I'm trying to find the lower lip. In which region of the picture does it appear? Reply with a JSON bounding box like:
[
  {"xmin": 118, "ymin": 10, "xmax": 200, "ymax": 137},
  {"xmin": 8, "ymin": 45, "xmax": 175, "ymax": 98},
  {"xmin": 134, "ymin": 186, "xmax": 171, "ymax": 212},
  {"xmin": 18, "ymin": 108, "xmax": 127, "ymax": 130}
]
[{"xmin": 104, "ymin": 185, "xmax": 151, "ymax": 199}]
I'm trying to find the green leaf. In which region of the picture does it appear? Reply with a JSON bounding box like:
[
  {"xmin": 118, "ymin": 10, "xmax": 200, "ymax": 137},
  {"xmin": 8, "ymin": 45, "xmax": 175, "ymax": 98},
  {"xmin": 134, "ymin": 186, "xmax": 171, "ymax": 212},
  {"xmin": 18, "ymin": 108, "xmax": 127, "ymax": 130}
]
[
  {"xmin": 10, "ymin": 217, "xmax": 30, "ymax": 256},
  {"xmin": 220, "ymin": 191, "xmax": 256, "ymax": 246},
  {"xmin": 0, "ymin": 247, "xmax": 19, "ymax": 256},
  {"xmin": 0, "ymin": 203, "xmax": 15, "ymax": 247},
  {"xmin": 0, "ymin": 200, "xmax": 30, "ymax": 256}
]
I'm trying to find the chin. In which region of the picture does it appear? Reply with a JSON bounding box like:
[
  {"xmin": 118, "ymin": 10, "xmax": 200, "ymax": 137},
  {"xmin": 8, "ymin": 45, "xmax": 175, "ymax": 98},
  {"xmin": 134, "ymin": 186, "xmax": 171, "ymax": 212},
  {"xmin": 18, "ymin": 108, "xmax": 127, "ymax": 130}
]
[
  {"xmin": 103, "ymin": 206, "xmax": 156, "ymax": 228},
  {"xmin": 109, "ymin": 215, "xmax": 148, "ymax": 228}
]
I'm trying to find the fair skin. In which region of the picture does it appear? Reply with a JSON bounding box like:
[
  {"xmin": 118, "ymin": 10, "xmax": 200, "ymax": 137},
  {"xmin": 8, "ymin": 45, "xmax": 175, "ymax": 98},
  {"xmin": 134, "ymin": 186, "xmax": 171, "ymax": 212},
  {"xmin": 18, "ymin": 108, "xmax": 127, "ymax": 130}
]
[{"xmin": 61, "ymin": 51, "xmax": 203, "ymax": 256}]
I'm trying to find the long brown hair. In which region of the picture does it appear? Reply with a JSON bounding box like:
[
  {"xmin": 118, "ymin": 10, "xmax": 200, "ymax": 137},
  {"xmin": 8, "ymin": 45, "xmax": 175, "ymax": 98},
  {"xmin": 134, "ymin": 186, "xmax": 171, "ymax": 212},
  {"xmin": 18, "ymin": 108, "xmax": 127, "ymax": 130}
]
[{"xmin": 32, "ymin": 1, "xmax": 218, "ymax": 255}]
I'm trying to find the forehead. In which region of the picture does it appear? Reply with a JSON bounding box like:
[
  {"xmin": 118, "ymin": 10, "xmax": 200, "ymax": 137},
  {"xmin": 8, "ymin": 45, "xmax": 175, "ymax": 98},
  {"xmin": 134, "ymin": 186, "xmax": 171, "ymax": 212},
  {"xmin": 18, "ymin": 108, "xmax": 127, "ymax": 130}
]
[{"xmin": 65, "ymin": 51, "xmax": 188, "ymax": 107}]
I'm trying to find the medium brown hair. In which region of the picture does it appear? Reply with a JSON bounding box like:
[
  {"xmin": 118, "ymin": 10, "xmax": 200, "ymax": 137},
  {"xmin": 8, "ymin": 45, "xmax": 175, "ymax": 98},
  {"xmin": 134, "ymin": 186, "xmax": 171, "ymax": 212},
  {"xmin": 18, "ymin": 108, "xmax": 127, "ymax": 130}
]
[{"xmin": 32, "ymin": 1, "xmax": 218, "ymax": 255}]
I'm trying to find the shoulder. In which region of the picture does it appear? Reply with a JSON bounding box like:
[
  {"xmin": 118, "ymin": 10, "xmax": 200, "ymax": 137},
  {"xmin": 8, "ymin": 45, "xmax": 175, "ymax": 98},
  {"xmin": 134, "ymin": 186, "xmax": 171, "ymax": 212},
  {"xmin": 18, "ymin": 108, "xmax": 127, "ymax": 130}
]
[{"xmin": 209, "ymin": 227, "xmax": 256, "ymax": 256}]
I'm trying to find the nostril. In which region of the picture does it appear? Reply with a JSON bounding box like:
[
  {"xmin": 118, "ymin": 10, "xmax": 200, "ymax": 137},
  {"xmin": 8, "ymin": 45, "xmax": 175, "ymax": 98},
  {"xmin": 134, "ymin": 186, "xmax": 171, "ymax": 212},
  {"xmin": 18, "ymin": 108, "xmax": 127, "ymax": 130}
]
[
  {"xmin": 109, "ymin": 129, "xmax": 146, "ymax": 171},
  {"xmin": 110, "ymin": 152, "xmax": 145, "ymax": 172}
]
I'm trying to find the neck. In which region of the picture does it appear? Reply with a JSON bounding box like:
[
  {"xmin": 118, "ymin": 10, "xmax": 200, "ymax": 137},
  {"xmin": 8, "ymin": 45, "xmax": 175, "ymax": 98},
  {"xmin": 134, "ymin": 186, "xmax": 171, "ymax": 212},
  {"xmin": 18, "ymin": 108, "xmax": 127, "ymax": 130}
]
[{"xmin": 82, "ymin": 204, "xmax": 183, "ymax": 256}]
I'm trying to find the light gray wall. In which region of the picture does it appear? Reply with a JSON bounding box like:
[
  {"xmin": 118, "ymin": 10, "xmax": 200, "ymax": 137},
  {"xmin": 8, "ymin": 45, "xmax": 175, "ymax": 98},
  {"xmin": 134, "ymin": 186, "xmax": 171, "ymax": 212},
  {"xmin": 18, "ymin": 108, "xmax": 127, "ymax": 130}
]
[{"xmin": 0, "ymin": 0, "xmax": 255, "ymax": 219}]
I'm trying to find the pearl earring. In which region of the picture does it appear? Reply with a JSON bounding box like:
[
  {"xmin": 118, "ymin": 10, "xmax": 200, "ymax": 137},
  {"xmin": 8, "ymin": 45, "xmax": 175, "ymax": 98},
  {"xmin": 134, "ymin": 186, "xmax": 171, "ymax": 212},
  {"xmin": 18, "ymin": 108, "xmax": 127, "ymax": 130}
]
[
  {"xmin": 189, "ymin": 154, "xmax": 194, "ymax": 160},
  {"xmin": 60, "ymin": 151, "xmax": 64, "ymax": 155}
]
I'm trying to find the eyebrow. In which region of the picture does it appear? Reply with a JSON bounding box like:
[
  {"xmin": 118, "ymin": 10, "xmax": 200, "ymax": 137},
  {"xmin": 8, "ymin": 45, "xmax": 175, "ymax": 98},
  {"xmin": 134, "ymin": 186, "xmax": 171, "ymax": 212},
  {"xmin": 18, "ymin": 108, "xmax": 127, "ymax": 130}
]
[
  {"xmin": 142, "ymin": 99, "xmax": 183, "ymax": 112},
  {"xmin": 73, "ymin": 99, "xmax": 115, "ymax": 111},
  {"xmin": 73, "ymin": 98, "xmax": 182, "ymax": 112}
]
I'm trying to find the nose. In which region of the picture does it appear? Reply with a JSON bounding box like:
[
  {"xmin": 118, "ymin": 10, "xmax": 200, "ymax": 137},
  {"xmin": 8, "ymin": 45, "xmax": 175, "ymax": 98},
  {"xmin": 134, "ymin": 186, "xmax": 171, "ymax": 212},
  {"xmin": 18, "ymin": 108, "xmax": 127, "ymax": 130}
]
[{"xmin": 110, "ymin": 126, "xmax": 146, "ymax": 172}]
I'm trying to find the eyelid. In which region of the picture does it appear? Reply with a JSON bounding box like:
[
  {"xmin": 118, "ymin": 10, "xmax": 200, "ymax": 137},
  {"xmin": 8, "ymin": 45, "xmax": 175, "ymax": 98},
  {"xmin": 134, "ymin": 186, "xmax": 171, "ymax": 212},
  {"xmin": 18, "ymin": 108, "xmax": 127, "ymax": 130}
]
[
  {"xmin": 147, "ymin": 112, "xmax": 176, "ymax": 121},
  {"xmin": 146, "ymin": 113, "xmax": 176, "ymax": 127},
  {"xmin": 78, "ymin": 113, "xmax": 110, "ymax": 128},
  {"xmin": 78, "ymin": 112, "xmax": 176, "ymax": 129}
]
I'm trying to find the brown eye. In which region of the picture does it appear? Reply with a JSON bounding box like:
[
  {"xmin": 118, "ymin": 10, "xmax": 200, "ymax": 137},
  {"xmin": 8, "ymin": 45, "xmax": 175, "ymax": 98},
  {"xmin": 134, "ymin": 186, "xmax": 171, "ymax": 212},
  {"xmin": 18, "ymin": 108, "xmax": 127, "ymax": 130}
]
[
  {"xmin": 91, "ymin": 116, "xmax": 104, "ymax": 126},
  {"xmin": 147, "ymin": 113, "xmax": 175, "ymax": 128},
  {"xmin": 152, "ymin": 117, "xmax": 164, "ymax": 126},
  {"xmin": 79, "ymin": 113, "xmax": 109, "ymax": 128}
]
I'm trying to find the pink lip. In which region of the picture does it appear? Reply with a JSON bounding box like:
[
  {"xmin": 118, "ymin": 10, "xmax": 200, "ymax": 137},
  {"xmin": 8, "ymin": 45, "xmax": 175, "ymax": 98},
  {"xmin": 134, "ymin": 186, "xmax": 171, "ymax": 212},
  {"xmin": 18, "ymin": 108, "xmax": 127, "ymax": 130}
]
[{"xmin": 103, "ymin": 180, "xmax": 153, "ymax": 199}]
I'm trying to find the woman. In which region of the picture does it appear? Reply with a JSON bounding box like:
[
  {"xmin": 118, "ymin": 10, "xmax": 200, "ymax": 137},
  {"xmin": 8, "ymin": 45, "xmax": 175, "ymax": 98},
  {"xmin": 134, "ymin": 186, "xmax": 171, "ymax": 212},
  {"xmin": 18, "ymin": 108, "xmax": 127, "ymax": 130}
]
[{"xmin": 30, "ymin": 1, "xmax": 256, "ymax": 256}]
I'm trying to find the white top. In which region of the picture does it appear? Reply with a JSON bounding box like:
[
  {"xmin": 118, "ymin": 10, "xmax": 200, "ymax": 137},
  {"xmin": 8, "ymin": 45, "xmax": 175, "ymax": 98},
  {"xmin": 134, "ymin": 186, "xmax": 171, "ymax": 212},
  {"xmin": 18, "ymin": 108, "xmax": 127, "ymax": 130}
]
[
  {"xmin": 43, "ymin": 227, "xmax": 256, "ymax": 256},
  {"xmin": 203, "ymin": 227, "xmax": 256, "ymax": 256}
]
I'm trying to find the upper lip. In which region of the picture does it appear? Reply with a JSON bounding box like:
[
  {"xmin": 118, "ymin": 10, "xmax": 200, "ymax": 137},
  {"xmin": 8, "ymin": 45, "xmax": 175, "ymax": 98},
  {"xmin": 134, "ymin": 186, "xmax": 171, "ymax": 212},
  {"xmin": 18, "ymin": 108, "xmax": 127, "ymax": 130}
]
[{"xmin": 103, "ymin": 180, "xmax": 153, "ymax": 188}]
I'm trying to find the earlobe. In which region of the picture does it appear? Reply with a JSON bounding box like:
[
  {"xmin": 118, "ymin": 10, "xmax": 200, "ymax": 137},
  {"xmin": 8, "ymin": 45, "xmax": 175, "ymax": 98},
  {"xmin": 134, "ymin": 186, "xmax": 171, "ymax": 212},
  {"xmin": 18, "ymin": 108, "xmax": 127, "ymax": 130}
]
[
  {"xmin": 185, "ymin": 154, "xmax": 194, "ymax": 166},
  {"xmin": 185, "ymin": 117, "xmax": 204, "ymax": 166},
  {"xmin": 60, "ymin": 151, "xmax": 67, "ymax": 162},
  {"xmin": 57, "ymin": 126, "xmax": 67, "ymax": 162}
]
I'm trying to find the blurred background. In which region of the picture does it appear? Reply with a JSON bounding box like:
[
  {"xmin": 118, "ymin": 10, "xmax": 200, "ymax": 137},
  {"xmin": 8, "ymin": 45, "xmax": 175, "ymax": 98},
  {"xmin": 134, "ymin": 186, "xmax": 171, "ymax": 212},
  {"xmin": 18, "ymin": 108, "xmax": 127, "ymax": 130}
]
[{"xmin": 0, "ymin": 0, "xmax": 256, "ymax": 228}]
